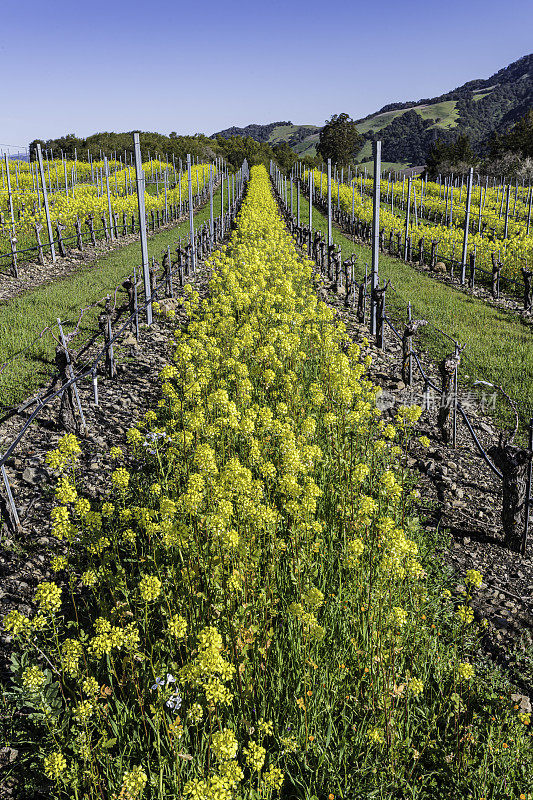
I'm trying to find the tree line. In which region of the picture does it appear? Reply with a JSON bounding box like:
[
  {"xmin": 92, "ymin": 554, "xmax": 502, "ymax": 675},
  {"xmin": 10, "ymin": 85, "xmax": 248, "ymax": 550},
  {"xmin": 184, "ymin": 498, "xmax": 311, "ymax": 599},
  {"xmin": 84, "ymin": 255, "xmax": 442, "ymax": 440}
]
[
  {"xmin": 28, "ymin": 129, "xmax": 309, "ymax": 175},
  {"xmin": 425, "ymin": 109, "xmax": 533, "ymax": 179},
  {"xmin": 27, "ymin": 115, "xmax": 366, "ymax": 175},
  {"xmin": 29, "ymin": 106, "xmax": 533, "ymax": 181}
]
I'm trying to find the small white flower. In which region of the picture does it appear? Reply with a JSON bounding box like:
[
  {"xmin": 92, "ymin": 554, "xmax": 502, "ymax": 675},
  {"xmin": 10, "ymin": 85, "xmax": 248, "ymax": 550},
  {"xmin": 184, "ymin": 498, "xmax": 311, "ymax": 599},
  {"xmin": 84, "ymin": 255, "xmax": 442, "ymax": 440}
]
[{"xmin": 166, "ymin": 692, "xmax": 182, "ymax": 711}]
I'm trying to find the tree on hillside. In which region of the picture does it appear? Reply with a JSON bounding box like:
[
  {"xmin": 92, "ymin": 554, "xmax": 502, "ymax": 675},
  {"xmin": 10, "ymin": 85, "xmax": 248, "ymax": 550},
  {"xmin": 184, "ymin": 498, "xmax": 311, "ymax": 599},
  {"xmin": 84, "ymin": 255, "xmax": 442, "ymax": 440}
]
[
  {"xmin": 299, "ymin": 154, "xmax": 323, "ymax": 169},
  {"xmin": 378, "ymin": 110, "xmax": 441, "ymax": 166},
  {"xmin": 317, "ymin": 113, "xmax": 363, "ymax": 166},
  {"xmin": 424, "ymin": 133, "xmax": 477, "ymax": 178},
  {"xmin": 424, "ymin": 138, "xmax": 449, "ymax": 177},
  {"xmin": 272, "ymin": 141, "xmax": 297, "ymax": 173},
  {"xmin": 450, "ymin": 134, "xmax": 476, "ymax": 164},
  {"xmin": 215, "ymin": 135, "xmax": 274, "ymax": 170},
  {"xmin": 490, "ymin": 109, "xmax": 533, "ymax": 158}
]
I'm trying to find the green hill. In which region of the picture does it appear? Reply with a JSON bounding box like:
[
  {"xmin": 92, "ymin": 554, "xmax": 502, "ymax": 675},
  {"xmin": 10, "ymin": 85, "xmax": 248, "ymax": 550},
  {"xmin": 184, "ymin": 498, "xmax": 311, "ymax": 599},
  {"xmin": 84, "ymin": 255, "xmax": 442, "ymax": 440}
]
[
  {"xmin": 212, "ymin": 53, "xmax": 532, "ymax": 167},
  {"xmin": 213, "ymin": 121, "xmax": 320, "ymax": 153}
]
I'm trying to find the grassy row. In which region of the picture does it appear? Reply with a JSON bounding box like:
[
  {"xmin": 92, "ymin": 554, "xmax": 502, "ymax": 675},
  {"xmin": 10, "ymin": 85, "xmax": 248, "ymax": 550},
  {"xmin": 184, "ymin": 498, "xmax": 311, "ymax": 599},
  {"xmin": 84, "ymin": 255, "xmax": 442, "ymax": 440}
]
[
  {"xmin": 1, "ymin": 165, "xmax": 531, "ymax": 800},
  {"xmin": 297, "ymin": 191, "xmax": 533, "ymax": 434},
  {"xmin": 0, "ymin": 185, "xmax": 223, "ymax": 411}
]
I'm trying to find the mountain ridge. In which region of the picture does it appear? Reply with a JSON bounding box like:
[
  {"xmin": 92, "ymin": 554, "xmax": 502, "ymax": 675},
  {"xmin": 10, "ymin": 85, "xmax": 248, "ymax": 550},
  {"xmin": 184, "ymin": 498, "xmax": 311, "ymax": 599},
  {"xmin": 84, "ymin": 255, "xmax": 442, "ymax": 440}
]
[{"xmin": 211, "ymin": 54, "xmax": 532, "ymax": 166}]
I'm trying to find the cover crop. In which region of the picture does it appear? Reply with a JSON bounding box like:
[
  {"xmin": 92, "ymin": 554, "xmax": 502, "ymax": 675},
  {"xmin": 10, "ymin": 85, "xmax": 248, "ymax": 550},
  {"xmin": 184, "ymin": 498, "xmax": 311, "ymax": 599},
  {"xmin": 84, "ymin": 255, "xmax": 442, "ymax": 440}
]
[
  {"xmin": 3, "ymin": 166, "xmax": 531, "ymax": 800},
  {"xmin": 306, "ymin": 169, "xmax": 533, "ymax": 283},
  {"xmin": 0, "ymin": 161, "xmax": 213, "ymax": 262}
]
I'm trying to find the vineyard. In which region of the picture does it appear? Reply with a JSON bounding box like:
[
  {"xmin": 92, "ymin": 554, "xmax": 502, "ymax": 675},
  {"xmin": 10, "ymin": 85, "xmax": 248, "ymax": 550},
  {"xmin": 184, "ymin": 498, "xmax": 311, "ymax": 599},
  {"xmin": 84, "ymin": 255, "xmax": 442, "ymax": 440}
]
[
  {"xmin": 0, "ymin": 155, "xmax": 217, "ymax": 270},
  {"xmin": 1, "ymin": 163, "xmax": 531, "ymax": 800},
  {"xmin": 299, "ymin": 166, "xmax": 533, "ymax": 287}
]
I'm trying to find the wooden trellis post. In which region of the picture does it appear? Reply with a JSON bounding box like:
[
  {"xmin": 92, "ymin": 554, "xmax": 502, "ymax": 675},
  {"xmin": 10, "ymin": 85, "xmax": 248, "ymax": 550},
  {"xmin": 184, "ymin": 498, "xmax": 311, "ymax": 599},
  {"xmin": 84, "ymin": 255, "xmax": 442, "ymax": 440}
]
[
  {"xmin": 522, "ymin": 268, "xmax": 533, "ymax": 312},
  {"xmin": 401, "ymin": 318, "xmax": 427, "ymax": 386},
  {"xmin": 56, "ymin": 223, "xmax": 68, "ymax": 257},
  {"xmin": 98, "ymin": 301, "xmax": 116, "ymax": 379},
  {"xmin": 491, "ymin": 253, "xmax": 501, "ymax": 299},
  {"xmin": 9, "ymin": 233, "xmax": 18, "ymax": 278},
  {"xmin": 122, "ymin": 277, "xmax": 136, "ymax": 331},
  {"xmin": 86, "ymin": 215, "xmax": 96, "ymax": 245},
  {"xmin": 101, "ymin": 215, "xmax": 110, "ymax": 242},
  {"xmin": 163, "ymin": 246, "xmax": 173, "ymax": 298},
  {"xmin": 437, "ymin": 348, "xmax": 462, "ymax": 446},
  {"xmin": 372, "ymin": 281, "xmax": 389, "ymax": 350},
  {"xmin": 34, "ymin": 223, "xmax": 45, "ymax": 265},
  {"xmin": 490, "ymin": 437, "xmax": 532, "ymax": 553},
  {"xmin": 75, "ymin": 217, "xmax": 84, "ymax": 251},
  {"xmin": 56, "ymin": 319, "xmax": 87, "ymax": 435}
]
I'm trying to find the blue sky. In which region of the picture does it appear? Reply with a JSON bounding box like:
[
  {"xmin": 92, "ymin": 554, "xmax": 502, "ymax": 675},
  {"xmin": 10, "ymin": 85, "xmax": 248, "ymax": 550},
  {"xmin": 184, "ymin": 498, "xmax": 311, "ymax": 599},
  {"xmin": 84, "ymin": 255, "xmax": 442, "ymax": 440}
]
[{"xmin": 1, "ymin": 0, "xmax": 532, "ymax": 151}]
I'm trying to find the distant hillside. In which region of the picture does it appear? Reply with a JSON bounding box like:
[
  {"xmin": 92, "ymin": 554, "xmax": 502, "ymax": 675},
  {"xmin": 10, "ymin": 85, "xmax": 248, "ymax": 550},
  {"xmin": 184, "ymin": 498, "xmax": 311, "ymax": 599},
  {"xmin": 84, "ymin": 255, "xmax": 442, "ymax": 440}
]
[
  {"xmin": 212, "ymin": 121, "xmax": 321, "ymax": 154},
  {"xmin": 357, "ymin": 53, "xmax": 532, "ymax": 164},
  {"xmin": 212, "ymin": 54, "xmax": 532, "ymax": 167},
  {"xmin": 214, "ymin": 122, "xmax": 293, "ymax": 142}
]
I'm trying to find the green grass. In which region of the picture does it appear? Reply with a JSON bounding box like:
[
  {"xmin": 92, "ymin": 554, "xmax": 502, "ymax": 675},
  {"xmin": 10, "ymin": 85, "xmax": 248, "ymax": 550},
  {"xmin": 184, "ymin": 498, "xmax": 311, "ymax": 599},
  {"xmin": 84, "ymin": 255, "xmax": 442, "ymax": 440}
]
[
  {"xmin": 356, "ymin": 109, "xmax": 405, "ymax": 135},
  {"xmin": 356, "ymin": 100, "xmax": 459, "ymax": 137},
  {"xmin": 417, "ymin": 100, "xmax": 459, "ymax": 128},
  {"xmin": 359, "ymin": 160, "xmax": 411, "ymax": 172},
  {"xmin": 0, "ymin": 186, "xmax": 223, "ymax": 410},
  {"xmin": 293, "ymin": 133, "xmax": 319, "ymax": 156},
  {"xmin": 297, "ymin": 190, "xmax": 533, "ymax": 433},
  {"xmin": 299, "ymin": 143, "xmax": 318, "ymax": 157},
  {"xmin": 472, "ymin": 89, "xmax": 493, "ymax": 102},
  {"xmin": 268, "ymin": 124, "xmax": 319, "ymax": 144},
  {"xmin": 268, "ymin": 124, "xmax": 300, "ymax": 142},
  {"xmin": 355, "ymin": 141, "xmax": 373, "ymax": 162},
  {"xmin": 354, "ymin": 142, "xmax": 409, "ymax": 171}
]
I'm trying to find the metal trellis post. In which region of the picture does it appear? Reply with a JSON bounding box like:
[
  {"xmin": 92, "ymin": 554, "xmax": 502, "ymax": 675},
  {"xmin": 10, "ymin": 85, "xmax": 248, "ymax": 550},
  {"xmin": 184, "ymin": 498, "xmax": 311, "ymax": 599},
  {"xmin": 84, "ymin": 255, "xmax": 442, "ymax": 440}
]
[
  {"xmin": 188, "ymin": 154, "xmax": 196, "ymax": 273},
  {"xmin": 404, "ymin": 178, "xmax": 412, "ymax": 261},
  {"xmin": 327, "ymin": 159, "xmax": 332, "ymax": 248},
  {"xmin": 104, "ymin": 157, "xmax": 115, "ymax": 241},
  {"xmin": 370, "ymin": 141, "xmax": 381, "ymax": 336},
  {"xmin": 36, "ymin": 144, "xmax": 56, "ymax": 262},
  {"xmin": 133, "ymin": 132, "xmax": 152, "ymax": 325},
  {"xmin": 309, "ymin": 170, "xmax": 313, "ymax": 233},
  {"xmin": 460, "ymin": 167, "xmax": 473, "ymax": 284}
]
